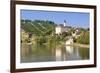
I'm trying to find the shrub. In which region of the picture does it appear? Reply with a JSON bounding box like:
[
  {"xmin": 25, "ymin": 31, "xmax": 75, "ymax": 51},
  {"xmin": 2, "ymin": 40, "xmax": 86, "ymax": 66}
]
[{"xmin": 76, "ymin": 31, "xmax": 89, "ymax": 44}]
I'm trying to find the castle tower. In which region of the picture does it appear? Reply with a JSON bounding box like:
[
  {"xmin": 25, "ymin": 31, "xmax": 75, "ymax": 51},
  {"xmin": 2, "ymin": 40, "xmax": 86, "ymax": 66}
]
[{"xmin": 64, "ymin": 20, "xmax": 66, "ymax": 27}]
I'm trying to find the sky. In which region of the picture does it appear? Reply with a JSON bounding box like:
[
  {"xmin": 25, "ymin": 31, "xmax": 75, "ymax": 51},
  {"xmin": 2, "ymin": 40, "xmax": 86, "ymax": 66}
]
[{"xmin": 21, "ymin": 10, "xmax": 90, "ymax": 28}]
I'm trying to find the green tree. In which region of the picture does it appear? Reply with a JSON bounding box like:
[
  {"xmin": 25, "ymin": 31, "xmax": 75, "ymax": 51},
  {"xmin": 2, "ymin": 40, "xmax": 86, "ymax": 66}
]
[{"xmin": 76, "ymin": 31, "xmax": 89, "ymax": 44}]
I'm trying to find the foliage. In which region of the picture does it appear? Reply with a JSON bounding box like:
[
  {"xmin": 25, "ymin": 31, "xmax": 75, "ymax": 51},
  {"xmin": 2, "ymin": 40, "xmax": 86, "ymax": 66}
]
[
  {"xmin": 21, "ymin": 19, "xmax": 89, "ymax": 45},
  {"xmin": 21, "ymin": 19, "xmax": 55, "ymax": 36},
  {"xmin": 76, "ymin": 31, "xmax": 89, "ymax": 44}
]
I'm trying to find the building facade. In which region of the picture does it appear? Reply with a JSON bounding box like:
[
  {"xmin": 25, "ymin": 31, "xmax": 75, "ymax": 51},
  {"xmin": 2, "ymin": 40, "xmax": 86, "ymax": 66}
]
[{"xmin": 55, "ymin": 20, "xmax": 70, "ymax": 35}]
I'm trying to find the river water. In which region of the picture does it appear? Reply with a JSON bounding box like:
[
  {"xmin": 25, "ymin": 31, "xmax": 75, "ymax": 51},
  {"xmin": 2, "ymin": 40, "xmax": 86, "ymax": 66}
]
[{"xmin": 21, "ymin": 44, "xmax": 89, "ymax": 63}]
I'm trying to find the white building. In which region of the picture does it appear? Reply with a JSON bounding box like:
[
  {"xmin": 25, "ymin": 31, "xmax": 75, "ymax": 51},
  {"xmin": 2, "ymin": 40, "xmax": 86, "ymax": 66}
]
[
  {"xmin": 55, "ymin": 20, "xmax": 70, "ymax": 35},
  {"xmin": 55, "ymin": 25, "xmax": 63, "ymax": 35},
  {"xmin": 65, "ymin": 37, "xmax": 73, "ymax": 45}
]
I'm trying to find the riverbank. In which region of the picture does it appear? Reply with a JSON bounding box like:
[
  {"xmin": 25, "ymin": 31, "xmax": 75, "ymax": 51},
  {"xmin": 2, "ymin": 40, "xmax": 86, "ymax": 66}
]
[{"xmin": 66, "ymin": 43, "xmax": 89, "ymax": 48}]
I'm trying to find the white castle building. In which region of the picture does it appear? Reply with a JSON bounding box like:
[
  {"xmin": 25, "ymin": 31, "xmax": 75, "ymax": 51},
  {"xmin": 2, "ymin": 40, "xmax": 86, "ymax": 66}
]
[{"xmin": 55, "ymin": 20, "xmax": 71, "ymax": 35}]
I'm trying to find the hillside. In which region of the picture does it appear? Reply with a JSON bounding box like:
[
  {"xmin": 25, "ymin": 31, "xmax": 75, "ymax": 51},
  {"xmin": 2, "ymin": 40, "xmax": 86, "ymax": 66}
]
[{"xmin": 21, "ymin": 20, "xmax": 55, "ymax": 36}]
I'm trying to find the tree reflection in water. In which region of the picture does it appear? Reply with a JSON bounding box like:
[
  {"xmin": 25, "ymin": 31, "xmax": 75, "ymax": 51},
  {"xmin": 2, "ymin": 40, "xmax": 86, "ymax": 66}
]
[{"xmin": 21, "ymin": 43, "xmax": 89, "ymax": 63}]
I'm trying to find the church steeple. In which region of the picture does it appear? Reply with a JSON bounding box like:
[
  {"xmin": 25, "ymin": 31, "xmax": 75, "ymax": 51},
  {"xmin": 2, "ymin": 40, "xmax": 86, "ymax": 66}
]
[{"xmin": 64, "ymin": 20, "xmax": 66, "ymax": 27}]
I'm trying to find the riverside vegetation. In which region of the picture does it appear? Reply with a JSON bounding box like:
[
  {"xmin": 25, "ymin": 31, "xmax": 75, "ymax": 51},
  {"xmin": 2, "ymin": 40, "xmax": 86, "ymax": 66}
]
[{"xmin": 21, "ymin": 19, "xmax": 89, "ymax": 47}]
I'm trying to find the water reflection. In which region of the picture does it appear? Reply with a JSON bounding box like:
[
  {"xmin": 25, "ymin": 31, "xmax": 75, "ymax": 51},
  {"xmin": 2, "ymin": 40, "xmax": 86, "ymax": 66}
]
[
  {"xmin": 65, "ymin": 46, "xmax": 81, "ymax": 60},
  {"xmin": 21, "ymin": 44, "xmax": 89, "ymax": 63}
]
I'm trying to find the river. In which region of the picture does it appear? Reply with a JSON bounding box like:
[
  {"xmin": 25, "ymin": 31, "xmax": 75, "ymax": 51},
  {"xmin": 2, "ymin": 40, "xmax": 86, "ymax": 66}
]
[{"xmin": 21, "ymin": 43, "xmax": 89, "ymax": 63}]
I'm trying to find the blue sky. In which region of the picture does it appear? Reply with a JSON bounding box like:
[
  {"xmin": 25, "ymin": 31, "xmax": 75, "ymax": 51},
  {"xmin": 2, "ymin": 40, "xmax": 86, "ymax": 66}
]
[{"xmin": 21, "ymin": 10, "xmax": 90, "ymax": 28}]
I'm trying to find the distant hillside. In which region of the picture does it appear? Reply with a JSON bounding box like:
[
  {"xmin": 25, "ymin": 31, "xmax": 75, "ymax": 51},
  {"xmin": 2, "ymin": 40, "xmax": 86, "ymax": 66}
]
[{"xmin": 21, "ymin": 20, "xmax": 55, "ymax": 36}]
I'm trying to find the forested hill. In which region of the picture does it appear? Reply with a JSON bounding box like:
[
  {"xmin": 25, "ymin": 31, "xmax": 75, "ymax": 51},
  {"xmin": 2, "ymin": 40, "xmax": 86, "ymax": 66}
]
[{"xmin": 21, "ymin": 20, "xmax": 55, "ymax": 36}]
